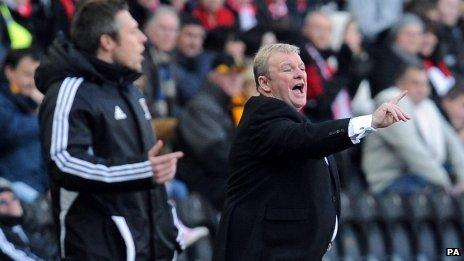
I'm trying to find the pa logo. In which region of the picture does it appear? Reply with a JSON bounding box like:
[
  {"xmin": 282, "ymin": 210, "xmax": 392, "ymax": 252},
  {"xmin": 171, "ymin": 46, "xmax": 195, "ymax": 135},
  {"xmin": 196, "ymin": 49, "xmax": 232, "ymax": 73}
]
[{"xmin": 446, "ymin": 248, "xmax": 462, "ymax": 256}]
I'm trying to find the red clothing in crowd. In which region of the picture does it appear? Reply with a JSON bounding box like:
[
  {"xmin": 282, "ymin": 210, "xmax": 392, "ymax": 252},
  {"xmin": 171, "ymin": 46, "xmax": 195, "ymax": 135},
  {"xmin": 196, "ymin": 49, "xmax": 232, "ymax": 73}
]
[{"xmin": 192, "ymin": 7, "xmax": 235, "ymax": 30}]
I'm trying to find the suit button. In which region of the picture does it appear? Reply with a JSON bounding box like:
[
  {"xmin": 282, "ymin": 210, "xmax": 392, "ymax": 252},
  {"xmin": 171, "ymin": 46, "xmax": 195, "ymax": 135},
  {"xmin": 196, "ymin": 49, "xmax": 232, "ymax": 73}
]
[
  {"xmin": 336, "ymin": 130, "xmax": 340, "ymax": 134},
  {"xmin": 332, "ymin": 196, "xmax": 336, "ymax": 203}
]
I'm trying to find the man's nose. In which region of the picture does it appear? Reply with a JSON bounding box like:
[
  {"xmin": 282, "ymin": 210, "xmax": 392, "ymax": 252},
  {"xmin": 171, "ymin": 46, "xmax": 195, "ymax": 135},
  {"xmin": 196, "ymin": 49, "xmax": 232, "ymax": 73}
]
[
  {"xmin": 294, "ymin": 70, "xmax": 304, "ymax": 79},
  {"xmin": 140, "ymin": 31, "xmax": 148, "ymax": 44}
]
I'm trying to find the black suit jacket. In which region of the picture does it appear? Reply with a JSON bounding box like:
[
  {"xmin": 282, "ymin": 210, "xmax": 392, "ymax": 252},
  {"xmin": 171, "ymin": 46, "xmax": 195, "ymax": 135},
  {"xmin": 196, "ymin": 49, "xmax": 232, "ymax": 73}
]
[{"xmin": 213, "ymin": 95, "xmax": 354, "ymax": 261}]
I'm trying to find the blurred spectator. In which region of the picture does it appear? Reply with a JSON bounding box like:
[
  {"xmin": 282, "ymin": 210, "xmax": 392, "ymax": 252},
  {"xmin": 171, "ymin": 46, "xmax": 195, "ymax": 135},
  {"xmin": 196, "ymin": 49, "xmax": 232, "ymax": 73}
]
[
  {"xmin": 173, "ymin": 16, "xmax": 214, "ymax": 106},
  {"xmin": 142, "ymin": 5, "xmax": 181, "ymax": 117},
  {"xmin": 420, "ymin": 19, "xmax": 456, "ymax": 104},
  {"xmin": 260, "ymin": 30, "xmax": 277, "ymax": 46},
  {"xmin": 336, "ymin": 18, "xmax": 374, "ymax": 190},
  {"xmin": 0, "ymin": 48, "xmax": 47, "ymax": 203},
  {"xmin": 167, "ymin": 0, "xmax": 189, "ymax": 12},
  {"xmin": 192, "ymin": 0, "xmax": 235, "ymax": 30},
  {"xmin": 176, "ymin": 54, "xmax": 244, "ymax": 210},
  {"xmin": 224, "ymin": 33, "xmax": 247, "ymax": 65},
  {"xmin": 31, "ymin": 0, "xmax": 77, "ymax": 51},
  {"xmin": 0, "ymin": 179, "xmax": 57, "ymax": 260},
  {"xmin": 338, "ymin": 19, "xmax": 373, "ymax": 109},
  {"xmin": 348, "ymin": 0, "xmax": 403, "ymax": 43},
  {"xmin": 301, "ymin": 11, "xmax": 352, "ymax": 121},
  {"xmin": 226, "ymin": 0, "xmax": 257, "ymax": 31},
  {"xmin": 436, "ymin": 0, "xmax": 464, "ymax": 77},
  {"xmin": 369, "ymin": 13, "xmax": 424, "ymax": 98},
  {"xmin": 241, "ymin": 65, "xmax": 258, "ymax": 100},
  {"xmin": 128, "ymin": 0, "xmax": 159, "ymax": 26},
  {"xmin": 238, "ymin": 27, "xmax": 276, "ymax": 57},
  {"xmin": 203, "ymin": 28, "xmax": 247, "ymax": 68},
  {"xmin": 363, "ymin": 64, "xmax": 464, "ymax": 195},
  {"xmin": 441, "ymin": 84, "xmax": 464, "ymax": 143},
  {"xmin": 406, "ymin": 0, "xmax": 440, "ymax": 22}
]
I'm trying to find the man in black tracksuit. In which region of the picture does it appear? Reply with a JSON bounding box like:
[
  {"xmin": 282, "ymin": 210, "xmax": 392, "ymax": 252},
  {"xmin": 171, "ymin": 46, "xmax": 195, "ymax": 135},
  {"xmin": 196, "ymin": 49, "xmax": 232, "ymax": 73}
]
[{"xmin": 36, "ymin": 0, "xmax": 184, "ymax": 260}]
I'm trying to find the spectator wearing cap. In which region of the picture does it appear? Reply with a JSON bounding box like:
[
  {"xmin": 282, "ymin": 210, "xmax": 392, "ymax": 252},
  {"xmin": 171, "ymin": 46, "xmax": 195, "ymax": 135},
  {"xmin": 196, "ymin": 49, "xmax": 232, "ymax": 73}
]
[
  {"xmin": 176, "ymin": 54, "xmax": 244, "ymax": 210},
  {"xmin": 173, "ymin": 16, "xmax": 214, "ymax": 106}
]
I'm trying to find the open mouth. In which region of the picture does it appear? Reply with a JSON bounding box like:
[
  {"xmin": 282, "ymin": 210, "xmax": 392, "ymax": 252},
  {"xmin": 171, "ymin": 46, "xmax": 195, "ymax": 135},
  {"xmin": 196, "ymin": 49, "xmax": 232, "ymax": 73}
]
[{"xmin": 292, "ymin": 83, "xmax": 304, "ymax": 94}]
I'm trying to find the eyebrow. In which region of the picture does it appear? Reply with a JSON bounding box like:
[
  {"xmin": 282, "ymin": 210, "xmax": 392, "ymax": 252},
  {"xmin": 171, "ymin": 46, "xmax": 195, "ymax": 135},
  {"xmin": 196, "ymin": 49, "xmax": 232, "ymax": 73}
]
[{"xmin": 279, "ymin": 62, "xmax": 305, "ymax": 69}]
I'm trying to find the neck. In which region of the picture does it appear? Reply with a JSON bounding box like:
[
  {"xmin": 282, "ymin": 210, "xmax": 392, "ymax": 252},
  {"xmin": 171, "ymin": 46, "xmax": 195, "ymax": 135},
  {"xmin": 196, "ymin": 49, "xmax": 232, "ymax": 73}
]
[
  {"xmin": 96, "ymin": 50, "xmax": 114, "ymax": 65},
  {"xmin": 258, "ymin": 88, "xmax": 275, "ymax": 99}
]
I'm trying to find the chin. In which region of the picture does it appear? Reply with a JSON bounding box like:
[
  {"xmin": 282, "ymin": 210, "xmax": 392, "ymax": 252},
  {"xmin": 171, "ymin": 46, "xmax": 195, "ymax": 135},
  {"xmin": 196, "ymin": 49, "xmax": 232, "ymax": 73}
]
[
  {"xmin": 131, "ymin": 63, "xmax": 143, "ymax": 73},
  {"xmin": 292, "ymin": 103, "xmax": 305, "ymax": 111}
]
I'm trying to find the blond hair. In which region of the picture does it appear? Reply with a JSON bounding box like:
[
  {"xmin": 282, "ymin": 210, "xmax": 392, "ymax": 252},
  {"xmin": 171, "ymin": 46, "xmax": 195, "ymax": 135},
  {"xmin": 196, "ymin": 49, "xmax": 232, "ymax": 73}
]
[{"xmin": 253, "ymin": 43, "xmax": 300, "ymax": 88}]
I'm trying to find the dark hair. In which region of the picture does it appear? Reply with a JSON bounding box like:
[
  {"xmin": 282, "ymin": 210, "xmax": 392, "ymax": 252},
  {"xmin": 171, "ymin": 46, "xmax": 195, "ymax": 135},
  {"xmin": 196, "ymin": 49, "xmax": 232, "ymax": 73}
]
[
  {"xmin": 180, "ymin": 15, "xmax": 202, "ymax": 28},
  {"xmin": 204, "ymin": 27, "xmax": 243, "ymax": 52},
  {"xmin": 2, "ymin": 48, "xmax": 39, "ymax": 72},
  {"xmin": 422, "ymin": 17, "xmax": 444, "ymax": 61},
  {"xmin": 445, "ymin": 83, "xmax": 464, "ymax": 100},
  {"xmin": 394, "ymin": 62, "xmax": 425, "ymax": 84},
  {"xmin": 70, "ymin": 0, "xmax": 128, "ymax": 55}
]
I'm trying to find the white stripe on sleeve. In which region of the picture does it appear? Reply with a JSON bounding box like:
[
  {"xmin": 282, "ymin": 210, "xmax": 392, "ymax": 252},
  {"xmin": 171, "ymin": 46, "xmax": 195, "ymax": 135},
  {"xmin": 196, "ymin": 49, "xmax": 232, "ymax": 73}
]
[{"xmin": 50, "ymin": 77, "xmax": 153, "ymax": 182}]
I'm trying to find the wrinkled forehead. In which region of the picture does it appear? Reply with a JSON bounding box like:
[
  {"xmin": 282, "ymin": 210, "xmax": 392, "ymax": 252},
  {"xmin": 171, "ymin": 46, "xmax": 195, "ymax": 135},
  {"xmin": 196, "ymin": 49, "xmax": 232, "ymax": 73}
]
[{"xmin": 268, "ymin": 51, "xmax": 304, "ymax": 69}]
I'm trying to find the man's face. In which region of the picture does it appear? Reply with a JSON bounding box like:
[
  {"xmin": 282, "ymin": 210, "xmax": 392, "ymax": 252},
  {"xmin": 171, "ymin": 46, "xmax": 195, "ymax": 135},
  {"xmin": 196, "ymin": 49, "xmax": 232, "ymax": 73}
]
[
  {"xmin": 261, "ymin": 52, "xmax": 307, "ymax": 111},
  {"xmin": 443, "ymin": 94, "xmax": 464, "ymax": 128},
  {"xmin": 398, "ymin": 68, "xmax": 430, "ymax": 104},
  {"xmin": 0, "ymin": 191, "xmax": 22, "ymax": 217},
  {"xmin": 396, "ymin": 24, "xmax": 423, "ymax": 55},
  {"xmin": 212, "ymin": 70, "xmax": 244, "ymax": 96},
  {"xmin": 177, "ymin": 24, "xmax": 205, "ymax": 57},
  {"xmin": 421, "ymin": 31, "xmax": 438, "ymax": 57},
  {"xmin": 438, "ymin": 0, "xmax": 462, "ymax": 26},
  {"xmin": 5, "ymin": 56, "xmax": 39, "ymax": 94},
  {"xmin": 111, "ymin": 10, "xmax": 147, "ymax": 72},
  {"xmin": 146, "ymin": 13, "xmax": 179, "ymax": 52},
  {"xmin": 304, "ymin": 13, "xmax": 332, "ymax": 51},
  {"xmin": 225, "ymin": 40, "xmax": 246, "ymax": 61}
]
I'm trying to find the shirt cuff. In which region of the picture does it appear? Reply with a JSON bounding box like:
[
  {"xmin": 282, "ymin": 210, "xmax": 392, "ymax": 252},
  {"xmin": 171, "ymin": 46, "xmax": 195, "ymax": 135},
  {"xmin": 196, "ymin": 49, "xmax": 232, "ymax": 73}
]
[{"xmin": 348, "ymin": 115, "xmax": 377, "ymax": 144}]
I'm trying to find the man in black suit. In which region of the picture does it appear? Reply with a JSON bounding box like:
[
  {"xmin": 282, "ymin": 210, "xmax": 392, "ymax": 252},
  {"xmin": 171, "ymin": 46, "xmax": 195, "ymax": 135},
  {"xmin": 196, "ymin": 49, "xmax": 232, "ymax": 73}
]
[{"xmin": 213, "ymin": 43, "xmax": 410, "ymax": 260}]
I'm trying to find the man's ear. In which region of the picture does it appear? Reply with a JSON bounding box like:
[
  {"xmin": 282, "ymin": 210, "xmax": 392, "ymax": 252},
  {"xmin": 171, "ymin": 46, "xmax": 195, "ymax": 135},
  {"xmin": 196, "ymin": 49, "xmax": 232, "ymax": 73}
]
[
  {"xmin": 99, "ymin": 34, "xmax": 116, "ymax": 52},
  {"xmin": 258, "ymin": 75, "xmax": 271, "ymax": 93},
  {"xmin": 4, "ymin": 65, "xmax": 13, "ymax": 81}
]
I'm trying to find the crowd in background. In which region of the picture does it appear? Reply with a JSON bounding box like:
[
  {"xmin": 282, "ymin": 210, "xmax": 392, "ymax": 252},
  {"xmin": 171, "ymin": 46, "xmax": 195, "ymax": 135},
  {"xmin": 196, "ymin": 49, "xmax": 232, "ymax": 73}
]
[{"xmin": 1, "ymin": 0, "xmax": 464, "ymax": 259}]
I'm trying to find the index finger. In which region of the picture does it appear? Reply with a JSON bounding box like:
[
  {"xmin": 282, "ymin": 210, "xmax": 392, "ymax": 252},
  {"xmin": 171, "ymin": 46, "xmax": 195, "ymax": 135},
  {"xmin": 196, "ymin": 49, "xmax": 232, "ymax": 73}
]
[{"xmin": 391, "ymin": 90, "xmax": 408, "ymax": 105}]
